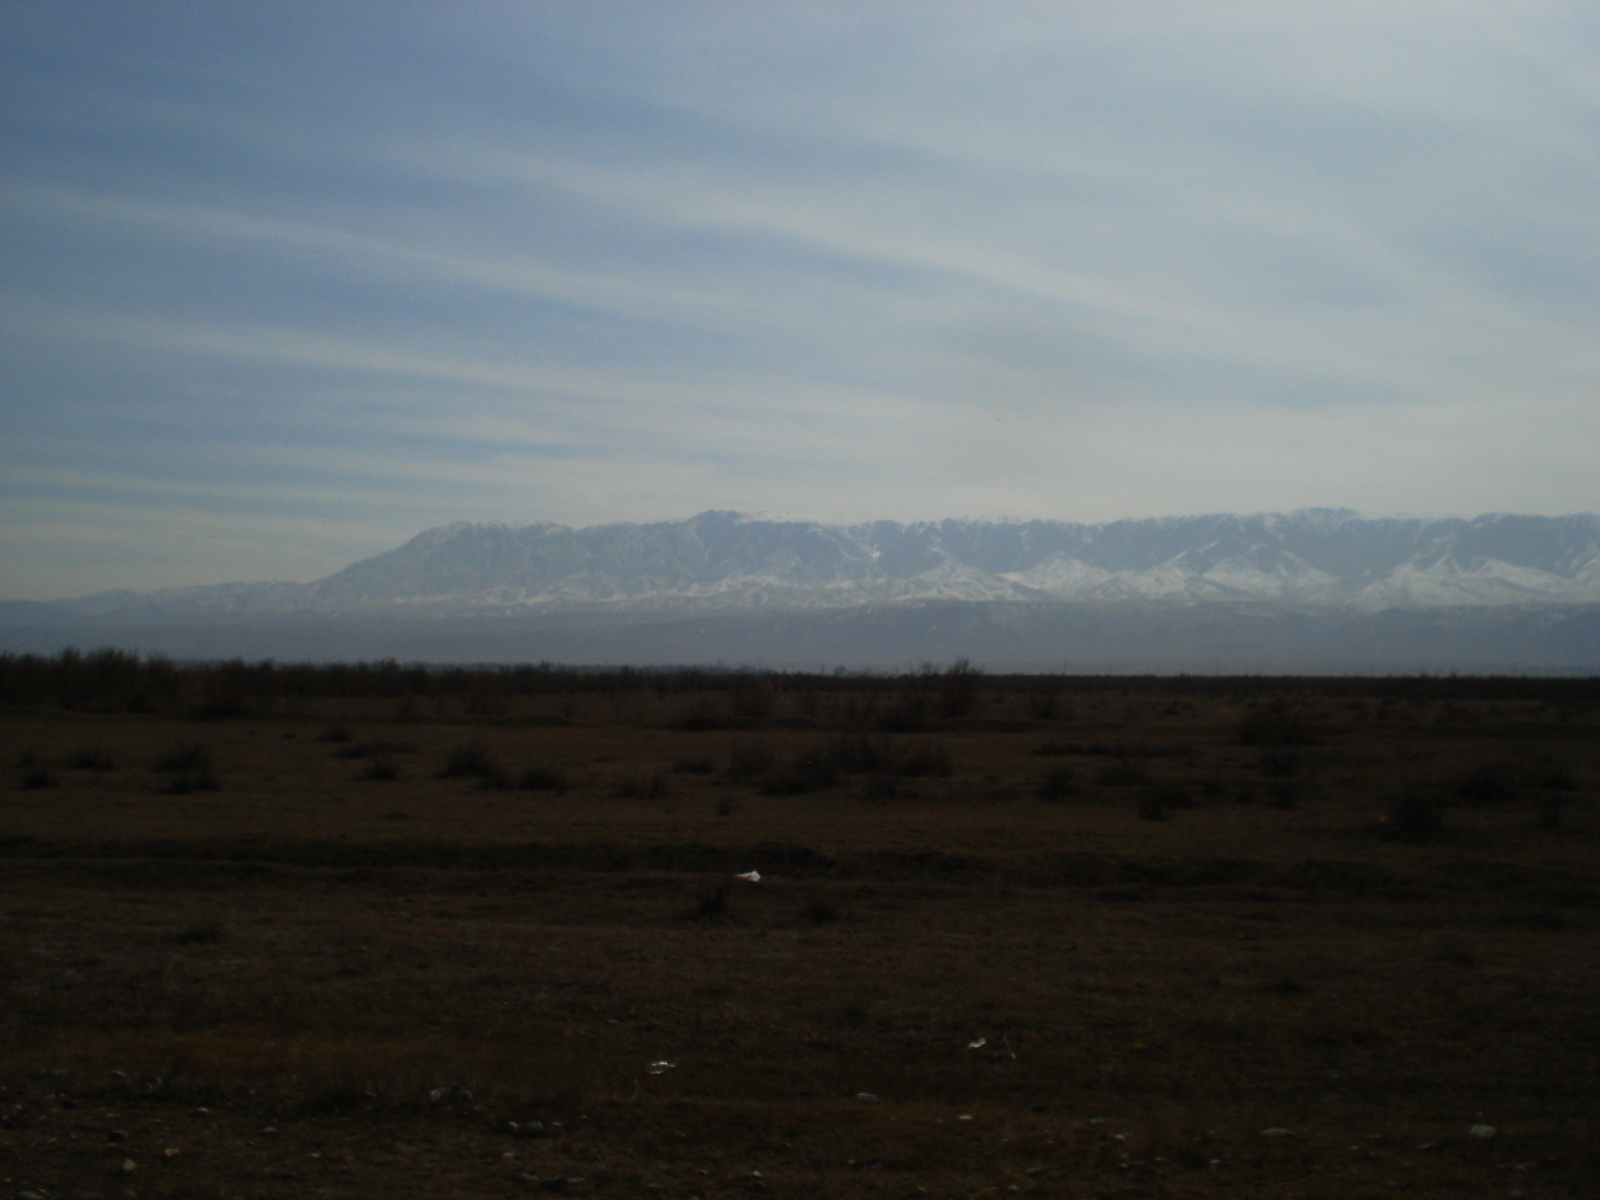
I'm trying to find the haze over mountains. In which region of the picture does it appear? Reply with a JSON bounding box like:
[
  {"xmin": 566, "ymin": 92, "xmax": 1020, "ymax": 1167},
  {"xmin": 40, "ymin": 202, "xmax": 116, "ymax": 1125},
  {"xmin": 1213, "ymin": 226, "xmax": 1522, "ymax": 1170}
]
[{"xmin": 5, "ymin": 511, "xmax": 1599, "ymax": 671}]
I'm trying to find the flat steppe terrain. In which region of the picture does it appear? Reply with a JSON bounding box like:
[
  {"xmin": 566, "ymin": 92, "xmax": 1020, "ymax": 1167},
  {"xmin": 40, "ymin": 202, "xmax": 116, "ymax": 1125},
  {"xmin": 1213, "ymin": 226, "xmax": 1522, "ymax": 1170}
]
[{"xmin": 3, "ymin": 681, "xmax": 1598, "ymax": 1198}]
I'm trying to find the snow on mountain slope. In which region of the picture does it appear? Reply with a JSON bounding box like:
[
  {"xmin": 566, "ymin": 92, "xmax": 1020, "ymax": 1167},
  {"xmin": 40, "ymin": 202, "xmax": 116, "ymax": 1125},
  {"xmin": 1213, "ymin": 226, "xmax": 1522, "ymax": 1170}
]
[{"xmin": 10, "ymin": 510, "xmax": 1600, "ymax": 623}]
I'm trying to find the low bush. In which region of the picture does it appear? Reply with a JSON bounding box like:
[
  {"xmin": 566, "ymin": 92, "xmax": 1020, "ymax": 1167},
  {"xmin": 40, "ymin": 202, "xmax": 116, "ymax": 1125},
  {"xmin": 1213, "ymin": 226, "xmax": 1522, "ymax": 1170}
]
[
  {"xmin": 1138, "ymin": 782, "xmax": 1192, "ymax": 819},
  {"xmin": 1456, "ymin": 762, "xmax": 1519, "ymax": 805},
  {"xmin": 517, "ymin": 763, "xmax": 570, "ymax": 793},
  {"xmin": 802, "ymin": 896, "xmax": 840, "ymax": 923},
  {"xmin": 687, "ymin": 875, "xmax": 734, "ymax": 921},
  {"xmin": 1237, "ymin": 706, "xmax": 1313, "ymax": 746},
  {"xmin": 901, "ymin": 741, "xmax": 953, "ymax": 778},
  {"xmin": 65, "ymin": 746, "xmax": 116, "ymax": 770},
  {"xmin": 872, "ymin": 700, "xmax": 927, "ymax": 733},
  {"xmin": 1535, "ymin": 792, "xmax": 1568, "ymax": 830},
  {"xmin": 1380, "ymin": 788, "xmax": 1446, "ymax": 840},
  {"xmin": 1537, "ymin": 760, "xmax": 1577, "ymax": 791},
  {"xmin": 1095, "ymin": 758, "xmax": 1150, "ymax": 787},
  {"xmin": 1136, "ymin": 788, "xmax": 1171, "ymax": 820},
  {"xmin": 337, "ymin": 738, "xmax": 416, "ymax": 759},
  {"xmin": 172, "ymin": 920, "xmax": 229, "ymax": 944},
  {"xmin": 760, "ymin": 749, "xmax": 840, "ymax": 796},
  {"xmin": 188, "ymin": 692, "xmax": 249, "ymax": 720},
  {"xmin": 1259, "ymin": 748, "xmax": 1301, "ymax": 778},
  {"xmin": 1266, "ymin": 781, "xmax": 1300, "ymax": 809},
  {"xmin": 18, "ymin": 764, "xmax": 56, "ymax": 789},
  {"xmin": 858, "ymin": 773, "xmax": 902, "ymax": 801},
  {"xmin": 161, "ymin": 768, "xmax": 220, "ymax": 794},
  {"xmin": 726, "ymin": 743, "xmax": 777, "ymax": 779},
  {"xmin": 153, "ymin": 742, "xmax": 211, "ymax": 772},
  {"xmin": 1036, "ymin": 766, "xmax": 1080, "ymax": 802},
  {"xmin": 615, "ymin": 773, "xmax": 669, "ymax": 799},
  {"xmin": 438, "ymin": 741, "xmax": 506, "ymax": 787}
]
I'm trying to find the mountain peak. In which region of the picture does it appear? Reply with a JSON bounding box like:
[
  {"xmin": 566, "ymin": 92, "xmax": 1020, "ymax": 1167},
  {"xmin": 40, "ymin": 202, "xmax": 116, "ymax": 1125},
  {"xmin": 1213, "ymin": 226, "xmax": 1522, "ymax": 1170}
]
[{"xmin": 14, "ymin": 511, "xmax": 1600, "ymax": 621}]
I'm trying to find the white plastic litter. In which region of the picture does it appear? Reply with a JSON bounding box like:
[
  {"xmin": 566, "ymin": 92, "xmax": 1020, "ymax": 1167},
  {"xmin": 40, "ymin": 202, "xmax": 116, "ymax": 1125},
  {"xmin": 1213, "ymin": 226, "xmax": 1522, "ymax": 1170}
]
[
  {"xmin": 967, "ymin": 1037, "xmax": 988, "ymax": 1050},
  {"xmin": 646, "ymin": 1061, "xmax": 676, "ymax": 1075},
  {"xmin": 735, "ymin": 870, "xmax": 761, "ymax": 882}
]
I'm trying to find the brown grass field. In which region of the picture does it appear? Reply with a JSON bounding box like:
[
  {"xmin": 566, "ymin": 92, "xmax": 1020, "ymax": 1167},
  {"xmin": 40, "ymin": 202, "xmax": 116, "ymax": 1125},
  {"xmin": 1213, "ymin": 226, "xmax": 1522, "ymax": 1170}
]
[{"xmin": 3, "ymin": 673, "xmax": 1599, "ymax": 1198}]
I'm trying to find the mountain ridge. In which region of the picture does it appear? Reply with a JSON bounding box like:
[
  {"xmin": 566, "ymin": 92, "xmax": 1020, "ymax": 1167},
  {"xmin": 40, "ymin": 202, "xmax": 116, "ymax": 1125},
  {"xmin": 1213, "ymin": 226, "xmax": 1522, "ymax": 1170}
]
[{"xmin": 10, "ymin": 509, "xmax": 1600, "ymax": 624}]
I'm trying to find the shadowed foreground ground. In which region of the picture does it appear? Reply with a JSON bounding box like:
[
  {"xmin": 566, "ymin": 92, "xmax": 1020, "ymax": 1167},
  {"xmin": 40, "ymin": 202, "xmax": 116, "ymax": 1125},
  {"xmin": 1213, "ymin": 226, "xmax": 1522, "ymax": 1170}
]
[{"xmin": 3, "ymin": 683, "xmax": 1598, "ymax": 1197}]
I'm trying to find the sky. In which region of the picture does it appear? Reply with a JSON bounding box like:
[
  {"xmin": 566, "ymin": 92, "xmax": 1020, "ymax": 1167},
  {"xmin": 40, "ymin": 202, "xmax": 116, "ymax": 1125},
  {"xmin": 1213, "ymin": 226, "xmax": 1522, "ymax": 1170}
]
[{"xmin": 2, "ymin": 1, "xmax": 1597, "ymax": 600}]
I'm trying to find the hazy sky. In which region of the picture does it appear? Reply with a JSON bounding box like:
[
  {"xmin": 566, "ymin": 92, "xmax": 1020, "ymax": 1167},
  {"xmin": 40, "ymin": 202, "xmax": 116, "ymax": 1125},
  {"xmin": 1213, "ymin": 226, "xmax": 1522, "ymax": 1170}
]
[{"xmin": 2, "ymin": 2, "xmax": 1597, "ymax": 599}]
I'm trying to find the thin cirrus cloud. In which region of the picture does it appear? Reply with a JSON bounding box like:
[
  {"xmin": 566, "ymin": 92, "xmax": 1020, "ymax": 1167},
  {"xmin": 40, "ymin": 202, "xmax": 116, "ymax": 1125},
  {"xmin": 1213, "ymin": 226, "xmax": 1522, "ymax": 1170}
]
[{"xmin": 0, "ymin": 0, "xmax": 1596, "ymax": 598}]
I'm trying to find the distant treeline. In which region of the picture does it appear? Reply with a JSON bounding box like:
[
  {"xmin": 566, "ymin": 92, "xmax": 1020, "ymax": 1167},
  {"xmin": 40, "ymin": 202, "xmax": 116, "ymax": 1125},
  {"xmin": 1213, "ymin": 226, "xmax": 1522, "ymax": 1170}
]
[{"xmin": 1, "ymin": 648, "xmax": 1597, "ymax": 715}]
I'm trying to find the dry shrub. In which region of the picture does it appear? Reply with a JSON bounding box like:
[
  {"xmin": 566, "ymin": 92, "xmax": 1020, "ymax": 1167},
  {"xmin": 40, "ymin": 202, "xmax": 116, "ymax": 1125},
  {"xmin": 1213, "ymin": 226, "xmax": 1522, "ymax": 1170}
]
[
  {"xmin": 1455, "ymin": 762, "xmax": 1519, "ymax": 804},
  {"xmin": 687, "ymin": 875, "xmax": 734, "ymax": 920},
  {"xmin": 1137, "ymin": 783, "xmax": 1191, "ymax": 820},
  {"xmin": 171, "ymin": 920, "xmax": 229, "ymax": 945},
  {"xmin": 760, "ymin": 748, "xmax": 839, "ymax": 796},
  {"xmin": 160, "ymin": 768, "xmax": 219, "ymax": 794},
  {"xmin": 437, "ymin": 740, "xmax": 507, "ymax": 787},
  {"xmin": 153, "ymin": 742, "xmax": 211, "ymax": 771},
  {"xmin": 1535, "ymin": 791, "xmax": 1568, "ymax": 830},
  {"xmin": 1036, "ymin": 766, "xmax": 1080, "ymax": 801},
  {"xmin": 615, "ymin": 773, "xmax": 669, "ymax": 799},
  {"xmin": 726, "ymin": 742, "xmax": 776, "ymax": 779},
  {"xmin": 516, "ymin": 762, "xmax": 570, "ymax": 792},
  {"xmin": 1259, "ymin": 748, "xmax": 1301, "ymax": 778},
  {"xmin": 1237, "ymin": 705, "xmax": 1313, "ymax": 746},
  {"xmin": 901, "ymin": 741, "xmax": 953, "ymax": 778},
  {"xmin": 802, "ymin": 896, "xmax": 841, "ymax": 923},
  {"xmin": 359, "ymin": 758, "xmax": 402, "ymax": 782},
  {"xmin": 1095, "ymin": 757, "xmax": 1150, "ymax": 787},
  {"xmin": 65, "ymin": 746, "xmax": 117, "ymax": 770},
  {"xmin": 336, "ymin": 737, "xmax": 416, "ymax": 759},
  {"xmin": 1380, "ymin": 788, "xmax": 1446, "ymax": 840},
  {"xmin": 18, "ymin": 764, "xmax": 55, "ymax": 793}
]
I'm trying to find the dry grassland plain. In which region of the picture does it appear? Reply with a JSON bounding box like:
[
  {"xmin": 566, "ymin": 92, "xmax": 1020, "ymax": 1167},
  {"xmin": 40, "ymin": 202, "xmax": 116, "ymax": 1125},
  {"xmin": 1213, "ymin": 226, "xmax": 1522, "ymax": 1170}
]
[{"xmin": 3, "ymin": 663, "xmax": 1598, "ymax": 1199}]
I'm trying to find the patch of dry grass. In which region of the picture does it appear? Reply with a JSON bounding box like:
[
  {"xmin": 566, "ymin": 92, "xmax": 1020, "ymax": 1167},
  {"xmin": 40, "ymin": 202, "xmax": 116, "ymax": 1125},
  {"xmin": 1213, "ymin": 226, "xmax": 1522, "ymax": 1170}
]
[{"xmin": 2, "ymin": 685, "xmax": 1597, "ymax": 1197}]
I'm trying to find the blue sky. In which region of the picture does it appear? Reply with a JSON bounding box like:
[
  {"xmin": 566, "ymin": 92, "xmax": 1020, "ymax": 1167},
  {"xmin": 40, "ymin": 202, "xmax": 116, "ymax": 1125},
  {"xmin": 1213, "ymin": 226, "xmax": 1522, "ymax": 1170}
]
[{"xmin": 2, "ymin": 1, "xmax": 1596, "ymax": 599}]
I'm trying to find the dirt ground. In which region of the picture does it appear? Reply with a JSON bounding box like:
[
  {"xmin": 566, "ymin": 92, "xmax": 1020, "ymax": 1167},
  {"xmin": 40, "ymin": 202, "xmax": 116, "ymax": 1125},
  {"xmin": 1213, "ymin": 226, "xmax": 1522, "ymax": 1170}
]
[{"xmin": 3, "ymin": 684, "xmax": 1598, "ymax": 1198}]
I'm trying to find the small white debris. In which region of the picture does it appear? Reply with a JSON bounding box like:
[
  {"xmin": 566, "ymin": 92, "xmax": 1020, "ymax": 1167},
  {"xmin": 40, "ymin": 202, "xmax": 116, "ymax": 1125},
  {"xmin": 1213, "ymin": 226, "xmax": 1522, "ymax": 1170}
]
[
  {"xmin": 857, "ymin": 1092, "xmax": 880, "ymax": 1102},
  {"xmin": 646, "ymin": 1061, "xmax": 676, "ymax": 1074},
  {"xmin": 735, "ymin": 870, "xmax": 761, "ymax": 882},
  {"xmin": 1469, "ymin": 1124, "xmax": 1496, "ymax": 1139},
  {"xmin": 957, "ymin": 1114, "xmax": 973, "ymax": 1121},
  {"xmin": 121, "ymin": 1158, "xmax": 138, "ymax": 1173},
  {"xmin": 967, "ymin": 1037, "xmax": 988, "ymax": 1050},
  {"xmin": 1262, "ymin": 1128, "xmax": 1293, "ymax": 1139}
]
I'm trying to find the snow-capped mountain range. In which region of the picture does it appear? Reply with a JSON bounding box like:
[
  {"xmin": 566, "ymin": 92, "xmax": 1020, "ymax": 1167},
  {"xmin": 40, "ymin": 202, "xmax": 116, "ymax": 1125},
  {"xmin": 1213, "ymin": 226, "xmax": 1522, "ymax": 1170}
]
[{"xmin": 17, "ymin": 509, "xmax": 1600, "ymax": 623}]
